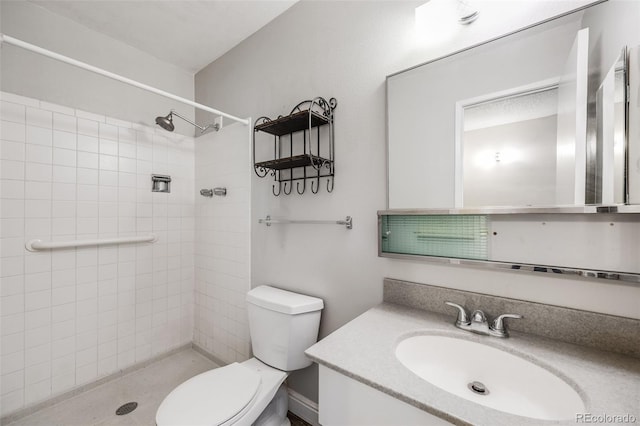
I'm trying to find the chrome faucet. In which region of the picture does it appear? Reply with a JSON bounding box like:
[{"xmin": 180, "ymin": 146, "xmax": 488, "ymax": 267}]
[{"xmin": 445, "ymin": 302, "xmax": 522, "ymax": 338}]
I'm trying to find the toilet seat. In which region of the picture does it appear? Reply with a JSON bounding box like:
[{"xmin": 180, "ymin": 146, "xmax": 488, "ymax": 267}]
[{"xmin": 156, "ymin": 362, "xmax": 261, "ymax": 426}]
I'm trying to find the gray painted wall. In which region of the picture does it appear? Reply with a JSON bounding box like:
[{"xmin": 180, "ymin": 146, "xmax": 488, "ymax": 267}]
[
  {"xmin": 195, "ymin": 0, "xmax": 640, "ymax": 402},
  {"xmin": 0, "ymin": 1, "xmax": 195, "ymax": 135}
]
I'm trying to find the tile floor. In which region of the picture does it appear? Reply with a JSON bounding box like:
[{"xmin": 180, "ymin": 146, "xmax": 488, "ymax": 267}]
[
  {"xmin": 5, "ymin": 349, "xmax": 218, "ymax": 426},
  {"xmin": 4, "ymin": 348, "xmax": 312, "ymax": 426}
]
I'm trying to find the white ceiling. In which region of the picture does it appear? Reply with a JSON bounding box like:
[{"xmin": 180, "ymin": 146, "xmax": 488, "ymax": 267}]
[{"xmin": 29, "ymin": 0, "xmax": 298, "ymax": 73}]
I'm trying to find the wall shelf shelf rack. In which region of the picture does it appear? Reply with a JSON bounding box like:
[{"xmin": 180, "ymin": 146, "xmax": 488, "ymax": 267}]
[{"xmin": 253, "ymin": 97, "xmax": 337, "ymax": 195}]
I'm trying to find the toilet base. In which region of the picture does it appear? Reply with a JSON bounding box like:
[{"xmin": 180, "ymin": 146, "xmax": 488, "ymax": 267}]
[{"xmin": 253, "ymin": 385, "xmax": 290, "ymax": 426}]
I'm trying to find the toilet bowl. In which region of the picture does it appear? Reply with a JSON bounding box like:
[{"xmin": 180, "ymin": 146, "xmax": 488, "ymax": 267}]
[
  {"xmin": 156, "ymin": 358, "xmax": 288, "ymax": 426},
  {"xmin": 156, "ymin": 286, "xmax": 323, "ymax": 426}
]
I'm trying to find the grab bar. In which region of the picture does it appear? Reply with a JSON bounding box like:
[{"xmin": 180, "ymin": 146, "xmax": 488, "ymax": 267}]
[
  {"xmin": 258, "ymin": 215, "xmax": 352, "ymax": 229},
  {"xmin": 25, "ymin": 234, "xmax": 157, "ymax": 252}
]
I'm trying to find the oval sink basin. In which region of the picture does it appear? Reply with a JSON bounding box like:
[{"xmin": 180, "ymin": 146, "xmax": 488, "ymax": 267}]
[{"xmin": 395, "ymin": 334, "xmax": 585, "ymax": 420}]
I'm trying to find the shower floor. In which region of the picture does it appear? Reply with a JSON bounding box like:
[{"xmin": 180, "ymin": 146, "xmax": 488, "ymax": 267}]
[{"xmin": 5, "ymin": 348, "xmax": 218, "ymax": 426}]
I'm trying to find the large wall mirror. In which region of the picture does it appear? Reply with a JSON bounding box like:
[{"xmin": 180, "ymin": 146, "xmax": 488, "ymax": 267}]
[{"xmin": 387, "ymin": 0, "xmax": 639, "ymax": 210}]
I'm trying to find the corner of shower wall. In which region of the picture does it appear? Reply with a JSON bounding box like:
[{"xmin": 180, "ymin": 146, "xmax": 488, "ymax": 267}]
[
  {"xmin": 193, "ymin": 122, "xmax": 252, "ymax": 365},
  {"xmin": 0, "ymin": 91, "xmax": 196, "ymax": 417}
]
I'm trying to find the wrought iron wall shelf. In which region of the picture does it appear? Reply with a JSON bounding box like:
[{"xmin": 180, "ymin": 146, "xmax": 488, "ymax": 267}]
[{"xmin": 253, "ymin": 97, "xmax": 337, "ymax": 195}]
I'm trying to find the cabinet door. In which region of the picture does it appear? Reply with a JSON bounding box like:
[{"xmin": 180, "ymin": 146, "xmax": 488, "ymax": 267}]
[{"xmin": 318, "ymin": 366, "xmax": 451, "ymax": 426}]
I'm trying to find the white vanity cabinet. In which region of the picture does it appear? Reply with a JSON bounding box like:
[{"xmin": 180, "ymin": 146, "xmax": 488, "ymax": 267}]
[{"xmin": 318, "ymin": 365, "xmax": 451, "ymax": 426}]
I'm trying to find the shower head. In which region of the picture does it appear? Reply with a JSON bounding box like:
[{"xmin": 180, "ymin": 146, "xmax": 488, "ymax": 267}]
[
  {"xmin": 155, "ymin": 113, "xmax": 175, "ymax": 132},
  {"xmin": 155, "ymin": 110, "xmax": 219, "ymax": 134}
]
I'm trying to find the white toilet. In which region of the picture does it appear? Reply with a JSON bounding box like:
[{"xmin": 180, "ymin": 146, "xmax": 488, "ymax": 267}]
[{"xmin": 156, "ymin": 285, "xmax": 324, "ymax": 426}]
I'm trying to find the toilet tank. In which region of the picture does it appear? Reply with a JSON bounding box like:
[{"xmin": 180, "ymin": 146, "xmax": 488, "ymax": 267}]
[{"xmin": 247, "ymin": 286, "xmax": 323, "ymax": 371}]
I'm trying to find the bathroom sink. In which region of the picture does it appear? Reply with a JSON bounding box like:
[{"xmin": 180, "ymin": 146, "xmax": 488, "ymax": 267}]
[{"xmin": 395, "ymin": 334, "xmax": 585, "ymax": 420}]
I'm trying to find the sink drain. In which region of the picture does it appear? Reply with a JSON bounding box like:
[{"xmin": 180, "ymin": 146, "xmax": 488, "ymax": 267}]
[
  {"xmin": 468, "ymin": 381, "xmax": 489, "ymax": 395},
  {"xmin": 116, "ymin": 402, "xmax": 138, "ymax": 416}
]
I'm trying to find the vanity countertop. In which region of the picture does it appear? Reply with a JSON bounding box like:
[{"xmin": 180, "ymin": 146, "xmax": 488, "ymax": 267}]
[{"xmin": 305, "ymin": 302, "xmax": 640, "ymax": 426}]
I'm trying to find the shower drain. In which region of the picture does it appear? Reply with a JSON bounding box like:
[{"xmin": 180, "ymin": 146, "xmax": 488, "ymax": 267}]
[
  {"xmin": 116, "ymin": 402, "xmax": 138, "ymax": 416},
  {"xmin": 467, "ymin": 381, "xmax": 489, "ymax": 395}
]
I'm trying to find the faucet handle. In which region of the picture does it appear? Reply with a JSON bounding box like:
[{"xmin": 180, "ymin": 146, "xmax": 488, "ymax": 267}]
[
  {"xmin": 490, "ymin": 313, "xmax": 522, "ymax": 337},
  {"xmin": 445, "ymin": 302, "xmax": 470, "ymax": 326}
]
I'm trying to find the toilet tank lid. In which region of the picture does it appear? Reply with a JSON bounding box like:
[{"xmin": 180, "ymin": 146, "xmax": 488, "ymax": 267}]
[{"xmin": 247, "ymin": 286, "xmax": 324, "ymax": 314}]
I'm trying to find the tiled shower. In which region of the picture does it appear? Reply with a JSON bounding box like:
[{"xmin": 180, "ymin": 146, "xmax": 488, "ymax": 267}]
[{"xmin": 0, "ymin": 92, "xmax": 202, "ymax": 416}]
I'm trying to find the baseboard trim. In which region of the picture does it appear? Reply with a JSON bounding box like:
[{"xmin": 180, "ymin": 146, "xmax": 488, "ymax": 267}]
[
  {"xmin": 287, "ymin": 388, "xmax": 319, "ymax": 426},
  {"xmin": 0, "ymin": 343, "xmax": 192, "ymax": 425}
]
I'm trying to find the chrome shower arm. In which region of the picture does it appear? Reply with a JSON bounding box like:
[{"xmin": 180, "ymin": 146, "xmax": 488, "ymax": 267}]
[{"xmin": 171, "ymin": 110, "xmax": 219, "ymax": 133}]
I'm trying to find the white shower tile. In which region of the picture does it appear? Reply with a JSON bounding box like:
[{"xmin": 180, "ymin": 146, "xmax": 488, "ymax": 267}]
[
  {"xmin": 1, "ymin": 160, "xmax": 25, "ymax": 180},
  {"xmin": 52, "ymin": 286, "xmax": 75, "ymax": 307},
  {"xmin": 51, "ymin": 218, "xmax": 76, "ymax": 236},
  {"xmin": 1, "ymin": 313, "xmax": 24, "ymax": 338},
  {"xmin": 1, "ymin": 256, "xmax": 24, "ymax": 278},
  {"xmin": 0, "ymin": 238, "xmax": 24, "ymax": 257},
  {"xmin": 1, "ymin": 120, "xmax": 26, "ymax": 142},
  {"xmin": 99, "ymin": 154, "xmax": 118, "ymax": 171},
  {"xmin": 0, "ymin": 275, "xmax": 23, "ymax": 298},
  {"xmin": 52, "ymin": 130, "xmax": 77, "ymax": 151},
  {"xmin": 51, "ymin": 336, "xmax": 75, "ymax": 359},
  {"xmin": 1, "ymin": 180, "xmax": 25, "ymax": 199},
  {"xmin": 99, "ymin": 123, "xmax": 119, "ymax": 141},
  {"xmin": 77, "ymin": 118, "xmax": 100, "ymax": 138},
  {"xmin": 40, "ymin": 102, "xmax": 74, "ymax": 116},
  {"xmin": 98, "ymin": 186, "xmax": 118, "ymax": 203},
  {"xmin": 25, "ymin": 326, "xmax": 51, "ymax": 349},
  {"xmin": 99, "ymin": 139, "xmax": 118, "ymax": 156},
  {"xmin": 75, "ymin": 362, "xmax": 97, "ymax": 385},
  {"xmin": 24, "ymin": 272, "xmax": 51, "ymax": 294},
  {"xmin": 1, "ymin": 101, "xmax": 26, "ymax": 124},
  {"xmin": 25, "ymin": 200, "xmax": 51, "ymax": 218},
  {"xmin": 52, "ymin": 303, "xmax": 75, "ymax": 324},
  {"xmin": 76, "ymin": 109, "xmax": 105, "ymax": 123},
  {"xmin": 25, "ymin": 181, "xmax": 52, "ymax": 200},
  {"xmin": 76, "ymin": 345, "xmax": 97, "ymax": 367},
  {"xmin": 51, "ymin": 352, "xmax": 75, "ymax": 375},
  {"xmin": 77, "ymin": 167, "xmax": 99, "ymax": 185},
  {"xmin": 1, "ymin": 350, "xmax": 25, "ymax": 375},
  {"xmin": 52, "ymin": 148, "xmax": 76, "ymax": 167},
  {"xmin": 25, "ymin": 253, "xmax": 51, "ymax": 275},
  {"xmin": 76, "ymin": 266, "xmax": 98, "ymax": 284},
  {"xmin": 99, "ymin": 170, "xmax": 118, "ymax": 187},
  {"xmin": 1, "ymin": 370, "xmax": 24, "ymax": 395},
  {"xmin": 118, "ymin": 142, "xmax": 136, "ymax": 159},
  {"xmin": 26, "ymin": 126, "xmax": 52, "ymax": 146},
  {"xmin": 77, "ymin": 185, "xmax": 99, "ymax": 202},
  {"xmin": 106, "ymin": 117, "xmax": 132, "ymax": 129},
  {"xmin": 51, "ymin": 372, "xmax": 75, "ymax": 395},
  {"xmin": 77, "ymin": 218, "xmax": 99, "ymax": 234},
  {"xmin": 50, "ymin": 319, "xmax": 73, "ymax": 346},
  {"xmin": 52, "ymin": 165, "xmax": 76, "ymax": 183},
  {"xmin": 25, "ymin": 290, "xmax": 51, "ymax": 312},
  {"xmin": 1, "ymin": 140, "xmax": 26, "ymax": 161},
  {"xmin": 77, "ymin": 134, "xmax": 99, "ymax": 152},
  {"xmin": 52, "ymin": 200, "xmax": 76, "ymax": 218},
  {"xmin": 53, "ymin": 114, "xmax": 77, "ymax": 134},
  {"xmin": 77, "ymin": 151, "xmax": 99, "ymax": 169},
  {"xmin": 77, "ymin": 282, "xmax": 98, "ymax": 301},
  {"xmin": 25, "ymin": 163, "xmax": 52, "ymax": 182},
  {"xmin": 24, "ymin": 378, "xmax": 51, "ymax": 405},
  {"xmin": 25, "ymin": 343, "xmax": 50, "ymax": 367},
  {"xmin": 51, "ymin": 183, "xmax": 75, "ymax": 201}
]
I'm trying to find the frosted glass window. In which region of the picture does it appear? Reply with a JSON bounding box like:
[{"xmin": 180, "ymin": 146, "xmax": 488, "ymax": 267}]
[{"xmin": 381, "ymin": 215, "xmax": 488, "ymax": 260}]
